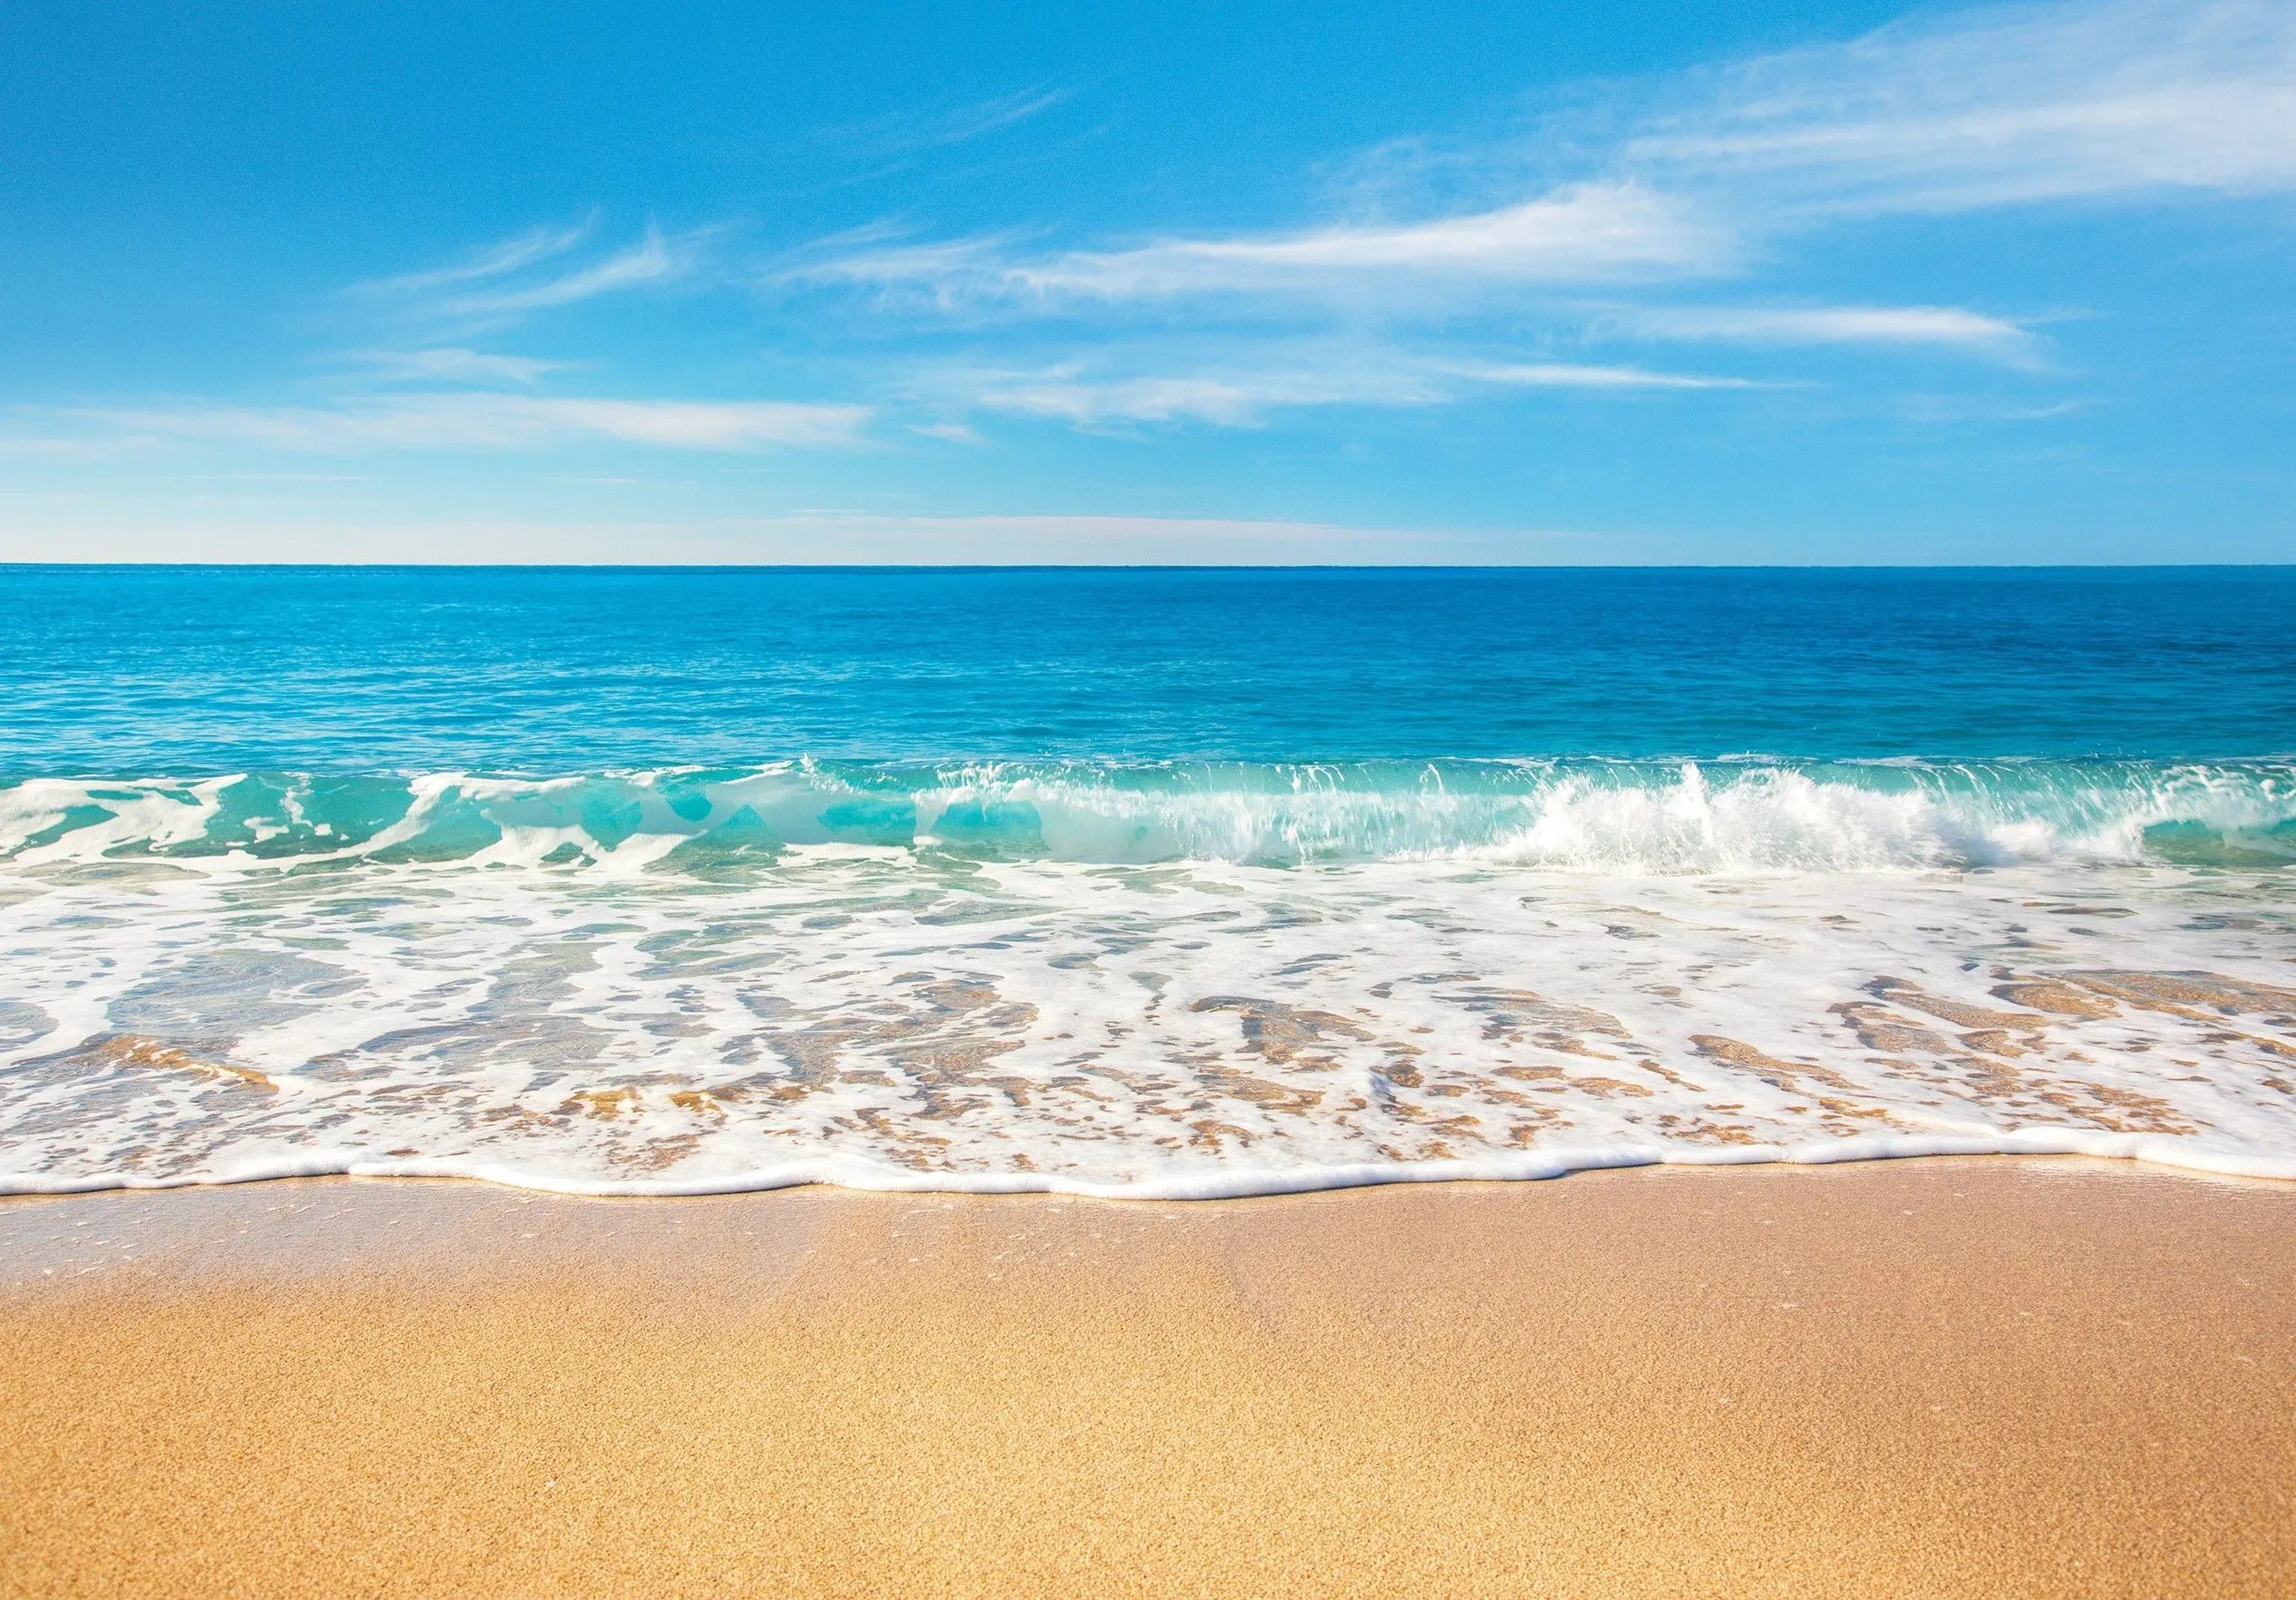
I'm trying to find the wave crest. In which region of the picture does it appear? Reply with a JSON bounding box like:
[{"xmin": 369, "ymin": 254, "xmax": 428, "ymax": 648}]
[{"xmin": 2, "ymin": 759, "xmax": 2292, "ymax": 874}]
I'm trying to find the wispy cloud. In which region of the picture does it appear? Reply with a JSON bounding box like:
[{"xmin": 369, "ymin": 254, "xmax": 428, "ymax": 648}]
[
  {"xmin": 34, "ymin": 394, "xmax": 872, "ymax": 455},
  {"xmin": 1609, "ymin": 304, "xmax": 2036, "ymax": 358},
  {"xmin": 801, "ymin": 182, "xmax": 1722, "ymax": 304},
  {"xmin": 441, "ymin": 225, "xmax": 707, "ymax": 318},
  {"xmin": 907, "ymin": 419, "xmax": 983, "ymax": 443},
  {"xmin": 826, "ymin": 86, "xmax": 1076, "ymax": 161},
  {"xmin": 794, "ymin": 0, "xmax": 2294, "ymax": 317},
  {"xmin": 345, "ymin": 348, "xmax": 570, "ymax": 386},
  {"xmin": 944, "ymin": 349, "xmax": 1756, "ymax": 426},
  {"xmin": 1621, "ymin": 0, "xmax": 2296, "ymax": 214},
  {"xmin": 359, "ymin": 223, "xmax": 713, "ymax": 328},
  {"xmin": 933, "ymin": 87, "xmax": 1074, "ymax": 145},
  {"xmin": 353, "ymin": 221, "xmax": 594, "ymax": 297},
  {"xmin": 1440, "ymin": 359, "xmax": 1762, "ymax": 390},
  {"xmin": 967, "ymin": 370, "xmax": 1409, "ymax": 426}
]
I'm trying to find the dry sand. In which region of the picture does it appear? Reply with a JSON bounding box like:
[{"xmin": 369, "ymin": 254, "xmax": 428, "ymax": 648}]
[{"xmin": 4, "ymin": 1157, "xmax": 2292, "ymax": 1597}]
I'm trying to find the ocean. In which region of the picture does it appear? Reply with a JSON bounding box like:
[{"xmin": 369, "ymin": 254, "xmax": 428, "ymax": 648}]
[{"xmin": 3, "ymin": 565, "xmax": 2293, "ymax": 1196}]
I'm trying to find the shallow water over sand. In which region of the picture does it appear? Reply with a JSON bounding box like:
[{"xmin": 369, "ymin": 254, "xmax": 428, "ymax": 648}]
[{"xmin": 4, "ymin": 842, "xmax": 2291, "ymax": 1195}]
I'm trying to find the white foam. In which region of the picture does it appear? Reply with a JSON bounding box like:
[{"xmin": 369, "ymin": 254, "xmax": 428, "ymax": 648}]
[
  {"xmin": 1, "ymin": 842, "xmax": 2292, "ymax": 1197},
  {"xmin": 5, "ymin": 760, "xmax": 2292, "ymax": 872}
]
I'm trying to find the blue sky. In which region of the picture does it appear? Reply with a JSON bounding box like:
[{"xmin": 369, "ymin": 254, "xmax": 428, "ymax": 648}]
[{"xmin": 2, "ymin": 0, "xmax": 2291, "ymax": 563}]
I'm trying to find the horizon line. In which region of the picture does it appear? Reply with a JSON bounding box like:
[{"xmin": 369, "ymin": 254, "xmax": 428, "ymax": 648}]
[{"xmin": 1, "ymin": 560, "xmax": 2291, "ymax": 574}]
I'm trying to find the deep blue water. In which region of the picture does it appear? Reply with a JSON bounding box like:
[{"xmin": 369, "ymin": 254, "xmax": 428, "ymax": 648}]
[{"xmin": 2, "ymin": 566, "xmax": 2292, "ymax": 773}]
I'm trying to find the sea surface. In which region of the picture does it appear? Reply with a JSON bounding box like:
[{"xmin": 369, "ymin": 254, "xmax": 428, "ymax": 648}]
[{"xmin": 3, "ymin": 565, "xmax": 2294, "ymax": 1196}]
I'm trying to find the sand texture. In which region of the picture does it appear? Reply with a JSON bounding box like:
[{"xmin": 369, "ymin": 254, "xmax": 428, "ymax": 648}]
[{"xmin": 4, "ymin": 1157, "xmax": 2293, "ymax": 1596}]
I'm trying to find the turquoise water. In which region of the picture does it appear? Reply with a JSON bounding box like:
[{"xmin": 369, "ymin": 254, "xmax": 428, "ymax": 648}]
[
  {"xmin": 4, "ymin": 565, "xmax": 2293, "ymax": 868},
  {"xmin": 1, "ymin": 566, "xmax": 2292, "ymax": 1196},
  {"xmin": 5, "ymin": 566, "xmax": 2293, "ymax": 770}
]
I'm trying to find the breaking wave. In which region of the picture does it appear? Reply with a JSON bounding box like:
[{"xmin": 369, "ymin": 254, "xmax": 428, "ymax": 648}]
[{"xmin": 4, "ymin": 758, "xmax": 2293, "ymax": 874}]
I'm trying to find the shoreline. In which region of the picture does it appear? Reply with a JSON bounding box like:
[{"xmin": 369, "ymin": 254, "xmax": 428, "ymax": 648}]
[
  {"xmin": 7, "ymin": 1156, "xmax": 2294, "ymax": 1596},
  {"xmin": 12, "ymin": 1124, "xmax": 2296, "ymax": 1201}
]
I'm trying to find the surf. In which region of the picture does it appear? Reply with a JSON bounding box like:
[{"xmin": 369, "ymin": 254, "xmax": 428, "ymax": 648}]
[{"xmin": 4, "ymin": 758, "xmax": 2292, "ymax": 872}]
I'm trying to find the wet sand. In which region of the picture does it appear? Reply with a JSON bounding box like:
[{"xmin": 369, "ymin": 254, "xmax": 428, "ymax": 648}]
[{"xmin": 4, "ymin": 1157, "xmax": 2293, "ymax": 1597}]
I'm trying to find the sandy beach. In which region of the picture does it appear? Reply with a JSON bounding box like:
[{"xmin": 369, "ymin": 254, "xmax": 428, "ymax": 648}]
[{"xmin": 4, "ymin": 1156, "xmax": 2292, "ymax": 1597}]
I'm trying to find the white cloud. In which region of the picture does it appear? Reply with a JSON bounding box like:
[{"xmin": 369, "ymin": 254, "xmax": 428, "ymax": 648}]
[
  {"xmin": 1611, "ymin": 304, "xmax": 2035, "ymax": 358},
  {"xmin": 357, "ymin": 224, "xmax": 713, "ymax": 329},
  {"xmin": 442, "ymin": 226, "xmax": 704, "ymax": 317},
  {"xmin": 347, "ymin": 348, "xmax": 570, "ymax": 386},
  {"xmin": 796, "ymin": 0, "xmax": 2295, "ymax": 318},
  {"xmin": 38, "ymin": 394, "xmax": 872, "ymax": 455},
  {"xmin": 804, "ymin": 182, "xmax": 1722, "ymax": 304},
  {"xmin": 932, "ymin": 87, "xmax": 1074, "ymax": 145},
  {"xmin": 951, "ymin": 351, "xmax": 1755, "ymax": 426},
  {"xmin": 1006, "ymin": 182, "xmax": 1720, "ymax": 296},
  {"xmin": 354, "ymin": 221, "xmax": 593, "ymax": 297},
  {"xmin": 1623, "ymin": 0, "xmax": 2296, "ymax": 214},
  {"xmin": 1441, "ymin": 359, "xmax": 1761, "ymax": 391},
  {"xmin": 907, "ymin": 419, "xmax": 984, "ymax": 443},
  {"xmin": 974, "ymin": 372, "xmax": 1401, "ymax": 426},
  {"xmin": 827, "ymin": 87, "xmax": 1075, "ymax": 161}
]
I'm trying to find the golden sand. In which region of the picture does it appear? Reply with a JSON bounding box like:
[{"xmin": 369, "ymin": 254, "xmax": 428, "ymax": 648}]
[{"xmin": 4, "ymin": 1157, "xmax": 2292, "ymax": 1596}]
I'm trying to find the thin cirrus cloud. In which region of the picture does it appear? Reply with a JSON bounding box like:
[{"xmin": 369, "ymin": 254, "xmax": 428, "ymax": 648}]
[
  {"xmin": 928, "ymin": 86, "xmax": 1075, "ymax": 146},
  {"xmin": 798, "ymin": 181, "xmax": 1724, "ymax": 304},
  {"xmin": 954, "ymin": 353, "xmax": 1756, "ymax": 426},
  {"xmin": 448, "ymin": 226, "xmax": 703, "ymax": 317},
  {"xmin": 110, "ymin": 0, "xmax": 2271, "ymax": 464},
  {"xmin": 1608, "ymin": 305, "xmax": 2037, "ymax": 358},
  {"xmin": 824, "ymin": 85, "xmax": 1076, "ymax": 162},
  {"xmin": 351, "ymin": 220, "xmax": 594, "ymax": 297},
  {"xmin": 1441, "ymin": 360, "xmax": 1762, "ymax": 390},
  {"xmin": 1620, "ymin": 0, "xmax": 2296, "ymax": 215},
  {"xmin": 967, "ymin": 371, "xmax": 1438, "ymax": 426},
  {"xmin": 43, "ymin": 394, "xmax": 872, "ymax": 455},
  {"xmin": 358, "ymin": 223, "xmax": 712, "ymax": 325},
  {"xmin": 346, "ymin": 348, "xmax": 570, "ymax": 386},
  {"xmin": 795, "ymin": 0, "xmax": 2292, "ymax": 318}
]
